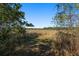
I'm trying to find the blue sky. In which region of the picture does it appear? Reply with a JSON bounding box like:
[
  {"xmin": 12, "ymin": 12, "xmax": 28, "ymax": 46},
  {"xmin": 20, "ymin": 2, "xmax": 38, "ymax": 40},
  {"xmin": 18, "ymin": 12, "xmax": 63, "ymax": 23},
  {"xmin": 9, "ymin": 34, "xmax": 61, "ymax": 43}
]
[{"xmin": 21, "ymin": 3, "xmax": 57, "ymax": 28}]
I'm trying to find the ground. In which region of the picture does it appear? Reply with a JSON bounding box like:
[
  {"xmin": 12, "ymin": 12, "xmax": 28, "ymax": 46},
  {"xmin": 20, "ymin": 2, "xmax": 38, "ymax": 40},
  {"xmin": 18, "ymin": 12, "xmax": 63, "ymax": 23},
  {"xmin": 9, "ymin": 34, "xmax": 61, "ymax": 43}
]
[{"xmin": 27, "ymin": 29, "xmax": 58, "ymax": 40}]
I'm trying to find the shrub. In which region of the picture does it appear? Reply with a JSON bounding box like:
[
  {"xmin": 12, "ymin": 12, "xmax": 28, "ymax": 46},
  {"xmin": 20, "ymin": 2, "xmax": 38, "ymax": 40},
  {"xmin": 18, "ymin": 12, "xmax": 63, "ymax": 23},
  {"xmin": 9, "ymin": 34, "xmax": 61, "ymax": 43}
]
[{"xmin": 53, "ymin": 31, "xmax": 78, "ymax": 56}]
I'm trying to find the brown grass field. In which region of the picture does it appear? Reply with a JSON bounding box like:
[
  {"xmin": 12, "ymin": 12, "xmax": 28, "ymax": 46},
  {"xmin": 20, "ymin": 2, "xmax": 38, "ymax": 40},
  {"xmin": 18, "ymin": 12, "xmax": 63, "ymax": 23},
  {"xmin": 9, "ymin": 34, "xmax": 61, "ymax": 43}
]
[
  {"xmin": 25, "ymin": 29, "xmax": 79, "ymax": 56},
  {"xmin": 26, "ymin": 29, "xmax": 71, "ymax": 41},
  {"xmin": 1, "ymin": 29, "xmax": 79, "ymax": 56},
  {"xmin": 27, "ymin": 29, "xmax": 58, "ymax": 40}
]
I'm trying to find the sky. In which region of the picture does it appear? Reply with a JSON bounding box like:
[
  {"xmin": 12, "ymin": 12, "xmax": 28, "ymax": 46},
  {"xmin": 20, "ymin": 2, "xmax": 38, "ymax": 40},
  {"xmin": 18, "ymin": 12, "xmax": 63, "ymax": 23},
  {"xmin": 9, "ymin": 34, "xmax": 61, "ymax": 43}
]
[{"xmin": 21, "ymin": 3, "xmax": 57, "ymax": 28}]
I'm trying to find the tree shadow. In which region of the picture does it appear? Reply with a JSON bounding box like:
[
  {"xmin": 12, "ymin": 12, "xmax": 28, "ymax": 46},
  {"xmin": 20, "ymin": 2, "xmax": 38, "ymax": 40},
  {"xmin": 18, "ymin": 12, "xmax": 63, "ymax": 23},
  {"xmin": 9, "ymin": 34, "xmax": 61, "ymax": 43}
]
[{"xmin": 0, "ymin": 31, "xmax": 40, "ymax": 56}]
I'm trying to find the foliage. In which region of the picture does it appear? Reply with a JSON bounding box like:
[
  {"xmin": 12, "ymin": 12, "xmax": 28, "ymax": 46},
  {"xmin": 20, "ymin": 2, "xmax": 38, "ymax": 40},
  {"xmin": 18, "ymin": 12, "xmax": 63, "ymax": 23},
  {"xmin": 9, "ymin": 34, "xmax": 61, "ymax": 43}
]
[
  {"xmin": 54, "ymin": 3, "xmax": 79, "ymax": 27},
  {"xmin": 54, "ymin": 31, "xmax": 78, "ymax": 55},
  {"xmin": 51, "ymin": 3, "xmax": 79, "ymax": 56},
  {"xmin": 0, "ymin": 3, "xmax": 79, "ymax": 56},
  {"xmin": 0, "ymin": 3, "xmax": 34, "ymax": 55}
]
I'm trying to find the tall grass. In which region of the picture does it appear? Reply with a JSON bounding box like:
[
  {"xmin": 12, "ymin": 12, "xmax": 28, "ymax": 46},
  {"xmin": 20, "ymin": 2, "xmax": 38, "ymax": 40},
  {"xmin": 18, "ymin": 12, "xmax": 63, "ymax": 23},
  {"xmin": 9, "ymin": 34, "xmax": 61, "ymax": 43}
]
[{"xmin": 0, "ymin": 29, "xmax": 79, "ymax": 56}]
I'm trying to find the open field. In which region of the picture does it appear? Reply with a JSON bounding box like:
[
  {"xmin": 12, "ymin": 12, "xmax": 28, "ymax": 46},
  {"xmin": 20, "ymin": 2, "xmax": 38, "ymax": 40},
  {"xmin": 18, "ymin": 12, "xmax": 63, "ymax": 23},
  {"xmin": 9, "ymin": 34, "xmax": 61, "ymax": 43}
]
[
  {"xmin": 26, "ymin": 29, "xmax": 73, "ymax": 40},
  {"xmin": 1, "ymin": 28, "xmax": 79, "ymax": 56},
  {"xmin": 1, "ymin": 3, "xmax": 79, "ymax": 56},
  {"xmin": 25, "ymin": 29, "xmax": 79, "ymax": 55},
  {"xmin": 27, "ymin": 29, "xmax": 58, "ymax": 40}
]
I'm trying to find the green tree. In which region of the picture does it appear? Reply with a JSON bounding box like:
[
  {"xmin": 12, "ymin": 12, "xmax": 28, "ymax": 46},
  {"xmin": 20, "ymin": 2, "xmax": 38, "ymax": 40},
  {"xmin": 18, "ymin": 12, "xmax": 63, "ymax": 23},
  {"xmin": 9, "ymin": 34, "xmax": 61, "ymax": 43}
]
[
  {"xmin": 53, "ymin": 3, "xmax": 79, "ymax": 55},
  {"xmin": 0, "ymin": 3, "xmax": 34, "ymax": 55},
  {"xmin": 54, "ymin": 3, "xmax": 79, "ymax": 28}
]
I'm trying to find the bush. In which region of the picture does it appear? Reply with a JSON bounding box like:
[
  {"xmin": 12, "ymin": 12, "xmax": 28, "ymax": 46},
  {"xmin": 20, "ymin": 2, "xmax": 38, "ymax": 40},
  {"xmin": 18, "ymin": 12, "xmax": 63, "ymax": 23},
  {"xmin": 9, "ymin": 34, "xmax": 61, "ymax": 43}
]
[{"xmin": 53, "ymin": 31, "xmax": 78, "ymax": 56}]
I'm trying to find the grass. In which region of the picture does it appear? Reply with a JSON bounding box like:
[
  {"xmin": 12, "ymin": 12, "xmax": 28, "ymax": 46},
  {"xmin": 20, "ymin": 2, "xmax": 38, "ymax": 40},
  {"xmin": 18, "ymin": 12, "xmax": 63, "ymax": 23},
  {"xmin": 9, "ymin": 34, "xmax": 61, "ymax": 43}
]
[
  {"xmin": 26, "ymin": 29, "xmax": 79, "ymax": 56},
  {"xmin": 27, "ymin": 29, "xmax": 58, "ymax": 40},
  {"xmin": 1, "ymin": 28, "xmax": 79, "ymax": 56}
]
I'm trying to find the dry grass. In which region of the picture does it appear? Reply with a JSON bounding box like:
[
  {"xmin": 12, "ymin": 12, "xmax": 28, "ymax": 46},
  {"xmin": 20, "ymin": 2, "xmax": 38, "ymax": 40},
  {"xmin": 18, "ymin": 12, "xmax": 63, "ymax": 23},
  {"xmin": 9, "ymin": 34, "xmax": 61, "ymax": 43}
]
[
  {"xmin": 27, "ymin": 29, "xmax": 58, "ymax": 40},
  {"xmin": 26, "ymin": 29, "xmax": 79, "ymax": 56},
  {"xmin": 1, "ymin": 29, "xmax": 79, "ymax": 56}
]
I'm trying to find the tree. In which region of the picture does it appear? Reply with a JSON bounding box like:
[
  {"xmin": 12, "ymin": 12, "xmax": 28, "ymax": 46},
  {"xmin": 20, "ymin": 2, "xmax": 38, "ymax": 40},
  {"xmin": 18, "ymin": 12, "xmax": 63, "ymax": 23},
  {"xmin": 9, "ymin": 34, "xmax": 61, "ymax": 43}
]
[
  {"xmin": 0, "ymin": 3, "xmax": 34, "ymax": 55},
  {"xmin": 52, "ymin": 3, "xmax": 79, "ymax": 55},
  {"xmin": 54, "ymin": 3, "xmax": 79, "ymax": 28}
]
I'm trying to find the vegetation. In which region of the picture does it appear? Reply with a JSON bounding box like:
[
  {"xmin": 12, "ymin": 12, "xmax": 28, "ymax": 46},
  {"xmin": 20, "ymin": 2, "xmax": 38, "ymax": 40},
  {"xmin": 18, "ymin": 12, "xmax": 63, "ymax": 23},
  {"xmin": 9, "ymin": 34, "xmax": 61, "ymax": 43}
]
[
  {"xmin": 0, "ymin": 3, "xmax": 34, "ymax": 55},
  {"xmin": 52, "ymin": 3, "xmax": 79, "ymax": 55},
  {"xmin": 0, "ymin": 3, "xmax": 79, "ymax": 56}
]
